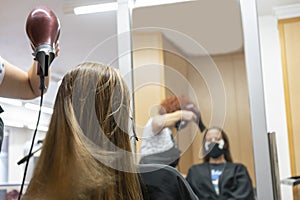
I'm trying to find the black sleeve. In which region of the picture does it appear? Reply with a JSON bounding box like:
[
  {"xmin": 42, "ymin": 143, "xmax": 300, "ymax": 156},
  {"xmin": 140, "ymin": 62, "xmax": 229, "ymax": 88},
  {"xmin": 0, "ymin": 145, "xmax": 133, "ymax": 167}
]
[
  {"xmin": 227, "ymin": 164, "xmax": 255, "ymax": 200},
  {"xmin": 185, "ymin": 168, "xmax": 192, "ymax": 183}
]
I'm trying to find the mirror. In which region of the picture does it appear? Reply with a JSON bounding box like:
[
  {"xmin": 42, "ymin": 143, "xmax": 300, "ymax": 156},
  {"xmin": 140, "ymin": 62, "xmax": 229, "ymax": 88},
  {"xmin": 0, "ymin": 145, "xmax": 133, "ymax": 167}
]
[{"xmin": 131, "ymin": 0, "xmax": 257, "ymax": 194}]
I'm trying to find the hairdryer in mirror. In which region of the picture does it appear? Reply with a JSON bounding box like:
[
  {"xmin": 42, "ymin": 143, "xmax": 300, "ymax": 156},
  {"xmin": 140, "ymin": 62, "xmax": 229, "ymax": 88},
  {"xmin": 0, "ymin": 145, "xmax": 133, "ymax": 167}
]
[
  {"xmin": 175, "ymin": 103, "xmax": 206, "ymax": 132},
  {"xmin": 26, "ymin": 6, "xmax": 60, "ymax": 77},
  {"xmin": 185, "ymin": 103, "xmax": 206, "ymax": 132}
]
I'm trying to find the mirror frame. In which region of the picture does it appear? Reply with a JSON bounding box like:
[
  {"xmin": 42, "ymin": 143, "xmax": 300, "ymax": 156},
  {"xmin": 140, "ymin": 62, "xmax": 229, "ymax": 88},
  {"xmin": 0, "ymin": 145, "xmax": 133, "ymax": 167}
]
[{"xmin": 240, "ymin": 0, "xmax": 275, "ymax": 199}]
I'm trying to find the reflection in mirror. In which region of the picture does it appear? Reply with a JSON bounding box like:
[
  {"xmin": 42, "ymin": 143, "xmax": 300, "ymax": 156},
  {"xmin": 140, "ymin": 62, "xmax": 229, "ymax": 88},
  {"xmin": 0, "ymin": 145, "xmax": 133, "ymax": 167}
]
[
  {"xmin": 277, "ymin": 14, "xmax": 300, "ymax": 199},
  {"xmin": 131, "ymin": 0, "xmax": 256, "ymax": 195}
]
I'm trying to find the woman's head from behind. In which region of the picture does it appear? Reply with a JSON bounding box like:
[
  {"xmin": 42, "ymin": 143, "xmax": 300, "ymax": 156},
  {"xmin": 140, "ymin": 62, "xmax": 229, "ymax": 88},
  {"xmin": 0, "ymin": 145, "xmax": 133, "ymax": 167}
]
[
  {"xmin": 202, "ymin": 127, "xmax": 232, "ymax": 163},
  {"xmin": 24, "ymin": 62, "xmax": 142, "ymax": 200},
  {"xmin": 65, "ymin": 62, "xmax": 131, "ymax": 152}
]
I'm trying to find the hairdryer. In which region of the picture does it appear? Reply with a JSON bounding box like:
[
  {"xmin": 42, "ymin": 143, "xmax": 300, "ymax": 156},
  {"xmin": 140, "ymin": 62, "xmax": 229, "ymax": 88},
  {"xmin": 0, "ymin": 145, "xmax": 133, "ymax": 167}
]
[
  {"xmin": 175, "ymin": 104, "xmax": 206, "ymax": 132},
  {"xmin": 26, "ymin": 6, "xmax": 60, "ymax": 77}
]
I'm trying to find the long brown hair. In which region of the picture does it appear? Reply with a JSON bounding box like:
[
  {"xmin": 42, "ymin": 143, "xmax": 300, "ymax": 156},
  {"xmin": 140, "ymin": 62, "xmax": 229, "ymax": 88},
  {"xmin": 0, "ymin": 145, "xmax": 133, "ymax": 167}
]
[
  {"xmin": 202, "ymin": 127, "xmax": 233, "ymax": 163},
  {"xmin": 23, "ymin": 63, "xmax": 143, "ymax": 200}
]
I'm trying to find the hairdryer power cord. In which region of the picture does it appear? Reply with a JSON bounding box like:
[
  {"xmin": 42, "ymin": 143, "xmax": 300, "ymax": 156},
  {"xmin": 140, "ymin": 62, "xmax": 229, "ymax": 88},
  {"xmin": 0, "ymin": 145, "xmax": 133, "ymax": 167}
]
[{"xmin": 18, "ymin": 75, "xmax": 45, "ymax": 200}]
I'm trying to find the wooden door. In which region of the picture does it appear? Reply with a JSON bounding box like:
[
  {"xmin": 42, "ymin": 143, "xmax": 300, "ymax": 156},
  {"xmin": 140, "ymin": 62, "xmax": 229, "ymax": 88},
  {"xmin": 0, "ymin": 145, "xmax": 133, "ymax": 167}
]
[{"xmin": 279, "ymin": 17, "xmax": 300, "ymax": 199}]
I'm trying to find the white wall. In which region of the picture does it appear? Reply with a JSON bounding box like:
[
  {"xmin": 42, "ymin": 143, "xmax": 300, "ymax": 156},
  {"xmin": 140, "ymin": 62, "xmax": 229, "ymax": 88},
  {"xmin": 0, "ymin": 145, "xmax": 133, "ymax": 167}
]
[
  {"xmin": 258, "ymin": 15, "xmax": 293, "ymax": 199},
  {"xmin": 7, "ymin": 126, "xmax": 46, "ymax": 183},
  {"xmin": 0, "ymin": 95, "xmax": 52, "ymax": 185}
]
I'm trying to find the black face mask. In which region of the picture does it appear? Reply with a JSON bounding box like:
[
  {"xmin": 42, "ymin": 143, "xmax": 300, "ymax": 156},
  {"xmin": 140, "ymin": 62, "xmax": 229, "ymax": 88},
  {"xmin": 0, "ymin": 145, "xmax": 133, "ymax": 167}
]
[{"xmin": 206, "ymin": 142, "xmax": 224, "ymax": 158}]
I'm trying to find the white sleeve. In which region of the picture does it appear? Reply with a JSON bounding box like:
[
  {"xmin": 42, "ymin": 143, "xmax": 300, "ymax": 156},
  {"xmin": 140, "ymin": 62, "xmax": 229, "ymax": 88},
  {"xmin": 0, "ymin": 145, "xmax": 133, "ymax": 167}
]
[
  {"xmin": 141, "ymin": 118, "xmax": 155, "ymax": 138},
  {"xmin": 0, "ymin": 57, "xmax": 5, "ymax": 85}
]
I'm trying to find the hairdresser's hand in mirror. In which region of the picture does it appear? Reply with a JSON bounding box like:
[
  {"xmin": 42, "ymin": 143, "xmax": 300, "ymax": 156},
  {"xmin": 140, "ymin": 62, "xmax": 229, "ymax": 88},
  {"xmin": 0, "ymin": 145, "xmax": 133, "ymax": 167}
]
[{"xmin": 178, "ymin": 110, "xmax": 197, "ymax": 122}]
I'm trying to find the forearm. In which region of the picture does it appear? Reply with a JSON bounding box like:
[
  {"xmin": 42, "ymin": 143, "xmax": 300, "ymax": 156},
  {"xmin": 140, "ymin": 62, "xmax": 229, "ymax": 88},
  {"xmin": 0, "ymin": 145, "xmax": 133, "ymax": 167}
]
[
  {"xmin": 152, "ymin": 111, "xmax": 181, "ymax": 134},
  {"xmin": 0, "ymin": 59, "xmax": 49, "ymax": 99},
  {"xmin": 28, "ymin": 61, "xmax": 50, "ymax": 96}
]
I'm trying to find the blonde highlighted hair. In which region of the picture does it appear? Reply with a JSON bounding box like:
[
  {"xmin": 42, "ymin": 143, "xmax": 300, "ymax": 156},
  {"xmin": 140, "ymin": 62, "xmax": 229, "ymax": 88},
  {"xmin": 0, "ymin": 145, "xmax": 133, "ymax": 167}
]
[{"xmin": 23, "ymin": 63, "xmax": 143, "ymax": 200}]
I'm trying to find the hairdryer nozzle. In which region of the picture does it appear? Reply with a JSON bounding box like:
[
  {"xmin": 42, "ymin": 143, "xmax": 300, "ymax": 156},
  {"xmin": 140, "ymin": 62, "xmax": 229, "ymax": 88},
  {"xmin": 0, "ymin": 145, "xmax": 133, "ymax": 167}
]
[{"xmin": 35, "ymin": 44, "xmax": 55, "ymax": 77}]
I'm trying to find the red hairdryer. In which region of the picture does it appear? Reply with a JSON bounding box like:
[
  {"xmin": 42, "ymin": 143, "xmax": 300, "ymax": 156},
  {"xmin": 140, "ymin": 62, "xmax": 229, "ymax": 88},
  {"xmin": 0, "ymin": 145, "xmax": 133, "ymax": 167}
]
[{"xmin": 26, "ymin": 6, "xmax": 60, "ymax": 77}]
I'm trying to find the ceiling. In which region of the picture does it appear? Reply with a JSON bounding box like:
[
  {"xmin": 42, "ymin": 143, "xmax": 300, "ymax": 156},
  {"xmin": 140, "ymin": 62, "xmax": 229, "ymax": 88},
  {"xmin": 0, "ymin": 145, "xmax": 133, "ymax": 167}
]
[
  {"xmin": 0, "ymin": 0, "xmax": 300, "ymax": 106},
  {"xmin": 132, "ymin": 0, "xmax": 244, "ymax": 56},
  {"xmin": 257, "ymin": 0, "xmax": 300, "ymax": 16}
]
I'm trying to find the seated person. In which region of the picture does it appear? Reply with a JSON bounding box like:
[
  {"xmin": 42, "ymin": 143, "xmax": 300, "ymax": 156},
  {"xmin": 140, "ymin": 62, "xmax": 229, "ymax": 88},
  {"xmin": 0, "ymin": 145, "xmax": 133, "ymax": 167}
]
[
  {"xmin": 22, "ymin": 62, "xmax": 143, "ymax": 200},
  {"xmin": 186, "ymin": 127, "xmax": 254, "ymax": 200},
  {"xmin": 139, "ymin": 96, "xmax": 206, "ymax": 167}
]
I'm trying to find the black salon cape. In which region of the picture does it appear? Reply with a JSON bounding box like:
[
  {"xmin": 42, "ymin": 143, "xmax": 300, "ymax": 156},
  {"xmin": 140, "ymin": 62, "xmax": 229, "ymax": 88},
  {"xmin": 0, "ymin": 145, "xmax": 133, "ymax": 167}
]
[{"xmin": 186, "ymin": 162, "xmax": 255, "ymax": 200}]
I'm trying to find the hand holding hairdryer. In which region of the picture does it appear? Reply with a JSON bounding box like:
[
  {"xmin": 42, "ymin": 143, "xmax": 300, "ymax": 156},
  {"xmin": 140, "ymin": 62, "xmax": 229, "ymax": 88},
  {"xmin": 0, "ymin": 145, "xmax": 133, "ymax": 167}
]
[
  {"xmin": 175, "ymin": 104, "xmax": 206, "ymax": 132},
  {"xmin": 185, "ymin": 104, "xmax": 206, "ymax": 132},
  {"xmin": 26, "ymin": 6, "xmax": 60, "ymax": 77}
]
